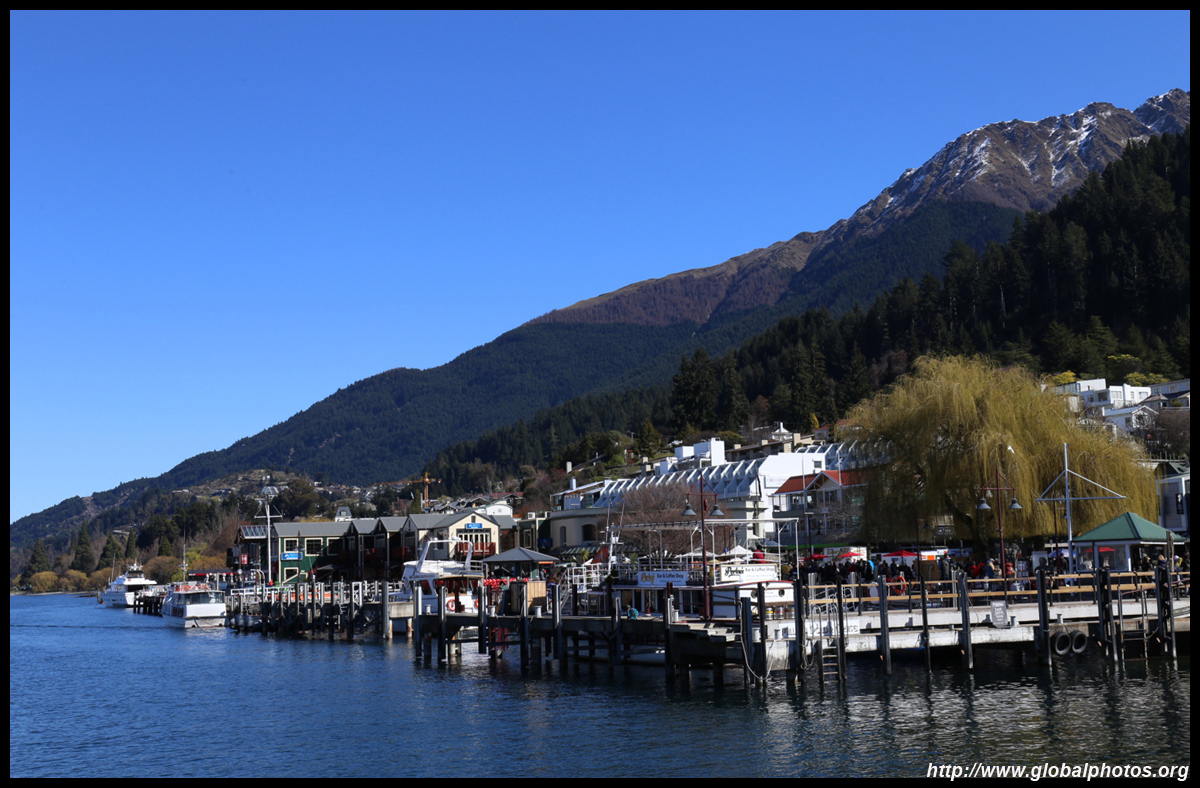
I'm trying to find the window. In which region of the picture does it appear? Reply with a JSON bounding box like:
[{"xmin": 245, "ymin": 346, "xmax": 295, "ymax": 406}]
[
  {"xmin": 559, "ymin": 526, "xmax": 567, "ymax": 546},
  {"xmin": 460, "ymin": 531, "xmax": 492, "ymax": 549},
  {"xmin": 282, "ymin": 567, "xmax": 298, "ymax": 583},
  {"xmin": 305, "ymin": 539, "xmax": 323, "ymax": 556},
  {"xmin": 284, "ymin": 538, "xmax": 299, "ymax": 552}
]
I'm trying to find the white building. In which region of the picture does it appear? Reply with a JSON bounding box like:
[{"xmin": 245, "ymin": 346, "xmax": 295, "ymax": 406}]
[
  {"xmin": 1054, "ymin": 377, "xmax": 1158, "ymax": 432},
  {"xmin": 1079, "ymin": 382, "xmax": 1151, "ymax": 411},
  {"xmin": 1157, "ymin": 461, "xmax": 1190, "ymax": 534},
  {"xmin": 592, "ymin": 438, "xmax": 872, "ymax": 542}
]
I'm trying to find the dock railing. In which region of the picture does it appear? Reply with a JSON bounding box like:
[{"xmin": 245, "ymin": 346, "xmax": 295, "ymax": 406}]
[{"xmin": 796, "ymin": 569, "xmax": 1189, "ymax": 617}]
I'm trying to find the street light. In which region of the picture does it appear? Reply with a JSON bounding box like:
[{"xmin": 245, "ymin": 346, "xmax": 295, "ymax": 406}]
[
  {"xmin": 683, "ymin": 477, "xmax": 724, "ymax": 620},
  {"xmin": 977, "ymin": 471, "xmax": 1022, "ymax": 603}
]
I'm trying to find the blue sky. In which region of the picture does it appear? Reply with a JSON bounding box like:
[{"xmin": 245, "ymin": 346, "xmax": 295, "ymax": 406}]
[{"xmin": 10, "ymin": 10, "xmax": 1190, "ymax": 522}]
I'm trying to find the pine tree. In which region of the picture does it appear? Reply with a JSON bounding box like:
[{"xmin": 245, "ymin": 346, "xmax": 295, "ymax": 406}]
[
  {"xmin": 670, "ymin": 349, "xmax": 717, "ymax": 433},
  {"xmin": 71, "ymin": 523, "xmax": 94, "ymax": 574},
  {"xmin": 716, "ymin": 360, "xmax": 750, "ymax": 433},
  {"xmin": 21, "ymin": 539, "xmax": 52, "ymax": 584},
  {"xmin": 634, "ymin": 418, "xmax": 664, "ymax": 459},
  {"xmin": 837, "ymin": 343, "xmax": 872, "ymax": 412},
  {"xmin": 98, "ymin": 534, "xmax": 123, "ymax": 572}
]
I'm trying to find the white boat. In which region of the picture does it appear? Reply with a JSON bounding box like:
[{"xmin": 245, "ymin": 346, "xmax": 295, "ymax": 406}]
[
  {"xmin": 98, "ymin": 563, "xmax": 159, "ymax": 607},
  {"xmin": 392, "ymin": 538, "xmax": 484, "ymax": 615},
  {"xmin": 160, "ymin": 583, "xmax": 227, "ymax": 628}
]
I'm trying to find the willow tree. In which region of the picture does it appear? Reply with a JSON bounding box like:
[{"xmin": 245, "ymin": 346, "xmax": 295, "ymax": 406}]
[{"xmin": 844, "ymin": 356, "xmax": 1156, "ymax": 548}]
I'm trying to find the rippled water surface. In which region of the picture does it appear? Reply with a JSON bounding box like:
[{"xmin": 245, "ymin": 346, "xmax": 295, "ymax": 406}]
[{"xmin": 10, "ymin": 594, "xmax": 1190, "ymax": 777}]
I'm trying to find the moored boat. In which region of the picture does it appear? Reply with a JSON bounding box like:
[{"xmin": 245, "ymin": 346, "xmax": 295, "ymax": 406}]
[
  {"xmin": 392, "ymin": 538, "xmax": 483, "ymax": 615},
  {"xmin": 160, "ymin": 583, "xmax": 227, "ymax": 628},
  {"xmin": 98, "ymin": 563, "xmax": 159, "ymax": 607}
]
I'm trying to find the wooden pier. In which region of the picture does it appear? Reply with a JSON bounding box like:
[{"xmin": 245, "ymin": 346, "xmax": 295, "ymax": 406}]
[
  {"xmin": 407, "ymin": 568, "xmax": 1189, "ymax": 686},
  {"xmin": 214, "ymin": 569, "xmax": 1187, "ymax": 688},
  {"xmin": 132, "ymin": 593, "xmax": 163, "ymax": 616},
  {"xmin": 227, "ymin": 581, "xmax": 414, "ymax": 640}
]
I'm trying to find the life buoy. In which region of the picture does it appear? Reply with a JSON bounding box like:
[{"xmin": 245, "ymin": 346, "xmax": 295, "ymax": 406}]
[
  {"xmin": 1070, "ymin": 630, "xmax": 1089, "ymax": 654},
  {"xmin": 1052, "ymin": 631, "xmax": 1072, "ymax": 656},
  {"xmin": 447, "ymin": 599, "xmax": 462, "ymax": 612},
  {"xmin": 893, "ymin": 578, "xmax": 907, "ymax": 596},
  {"xmin": 474, "ymin": 599, "xmax": 480, "ymax": 610}
]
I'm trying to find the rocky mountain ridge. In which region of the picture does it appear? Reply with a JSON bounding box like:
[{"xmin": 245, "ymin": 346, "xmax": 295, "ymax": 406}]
[{"xmin": 532, "ymin": 89, "xmax": 1189, "ymax": 328}]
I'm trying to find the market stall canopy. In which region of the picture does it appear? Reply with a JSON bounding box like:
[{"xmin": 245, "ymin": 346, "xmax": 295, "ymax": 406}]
[
  {"xmin": 483, "ymin": 547, "xmax": 559, "ymax": 565},
  {"xmin": 1075, "ymin": 513, "xmax": 1173, "ymax": 543},
  {"xmin": 884, "ymin": 550, "xmax": 920, "ymax": 557}
]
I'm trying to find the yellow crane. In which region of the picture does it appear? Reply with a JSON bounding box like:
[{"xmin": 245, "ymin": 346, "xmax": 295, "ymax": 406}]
[{"xmin": 376, "ymin": 472, "xmax": 442, "ymax": 509}]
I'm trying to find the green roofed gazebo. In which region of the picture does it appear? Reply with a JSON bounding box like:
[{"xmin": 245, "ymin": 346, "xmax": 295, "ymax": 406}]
[{"xmin": 1074, "ymin": 512, "xmax": 1175, "ymax": 571}]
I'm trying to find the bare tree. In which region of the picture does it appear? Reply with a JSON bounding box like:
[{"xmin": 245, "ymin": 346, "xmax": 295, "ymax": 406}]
[
  {"xmin": 615, "ymin": 481, "xmax": 741, "ymax": 559},
  {"xmin": 615, "ymin": 482, "xmax": 688, "ymax": 558},
  {"xmin": 1134, "ymin": 408, "xmax": 1190, "ymax": 459}
]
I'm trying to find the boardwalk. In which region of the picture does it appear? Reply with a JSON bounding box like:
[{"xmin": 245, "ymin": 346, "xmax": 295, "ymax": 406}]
[{"xmin": 214, "ymin": 567, "xmax": 1188, "ymax": 689}]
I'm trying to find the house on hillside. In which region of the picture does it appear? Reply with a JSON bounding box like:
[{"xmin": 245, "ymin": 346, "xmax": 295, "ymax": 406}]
[
  {"xmin": 1101, "ymin": 403, "xmax": 1157, "ymax": 434},
  {"xmin": 770, "ymin": 469, "xmax": 868, "ymax": 546}
]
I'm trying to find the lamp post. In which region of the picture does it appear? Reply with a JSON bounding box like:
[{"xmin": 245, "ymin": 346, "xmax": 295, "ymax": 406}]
[
  {"xmin": 976, "ymin": 468, "xmax": 1021, "ymax": 603},
  {"xmin": 682, "ymin": 476, "xmax": 724, "ymax": 620}
]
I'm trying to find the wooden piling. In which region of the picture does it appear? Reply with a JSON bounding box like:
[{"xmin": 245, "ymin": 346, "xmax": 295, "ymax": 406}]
[
  {"xmin": 958, "ymin": 572, "xmax": 974, "ymax": 670},
  {"xmin": 438, "ymin": 585, "xmax": 447, "ymax": 664},
  {"xmin": 878, "ymin": 575, "xmax": 891, "ymax": 675},
  {"xmin": 1114, "ymin": 573, "xmax": 1125, "ymax": 662},
  {"xmin": 613, "ymin": 617, "xmax": 624, "ymax": 668},
  {"xmin": 792, "ymin": 577, "xmax": 805, "ymax": 684},
  {"xmin": 664, "ymin": 592, "xmax": 675, "ymax": 682},
  {"xmin": 920, "ymin": 577, "xmax": 931, "ymax": 673},
  {"xmin": 553, "ymin": 584, "xmax": 564, "ymax": 664},
  {"xmin": 756, "ymin": 584, "xmax": 768, "ymax": 679},
  {"xmin": 835, "ymin": 577, "xmax": 846, "ymax": 681},
  {"xmin": 520, "ymin": 584, "xmax": 530, "ymax": 669},
  {"xmin": 413, "ymin": 585, "xmax": 423, "ymax": 657},
  {"xmin": 1036, "ymin": 568, "xmax": 1051, "ymax": 666},
  {"xmin": 740, "ymin": 596, "xmax": 753, "ymax": 684}
]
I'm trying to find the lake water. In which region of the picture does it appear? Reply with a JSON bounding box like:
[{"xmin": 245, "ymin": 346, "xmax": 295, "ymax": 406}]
[{"xmin": 9, "ymin": 594, "xmax": 1191, "ymax": 778}]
